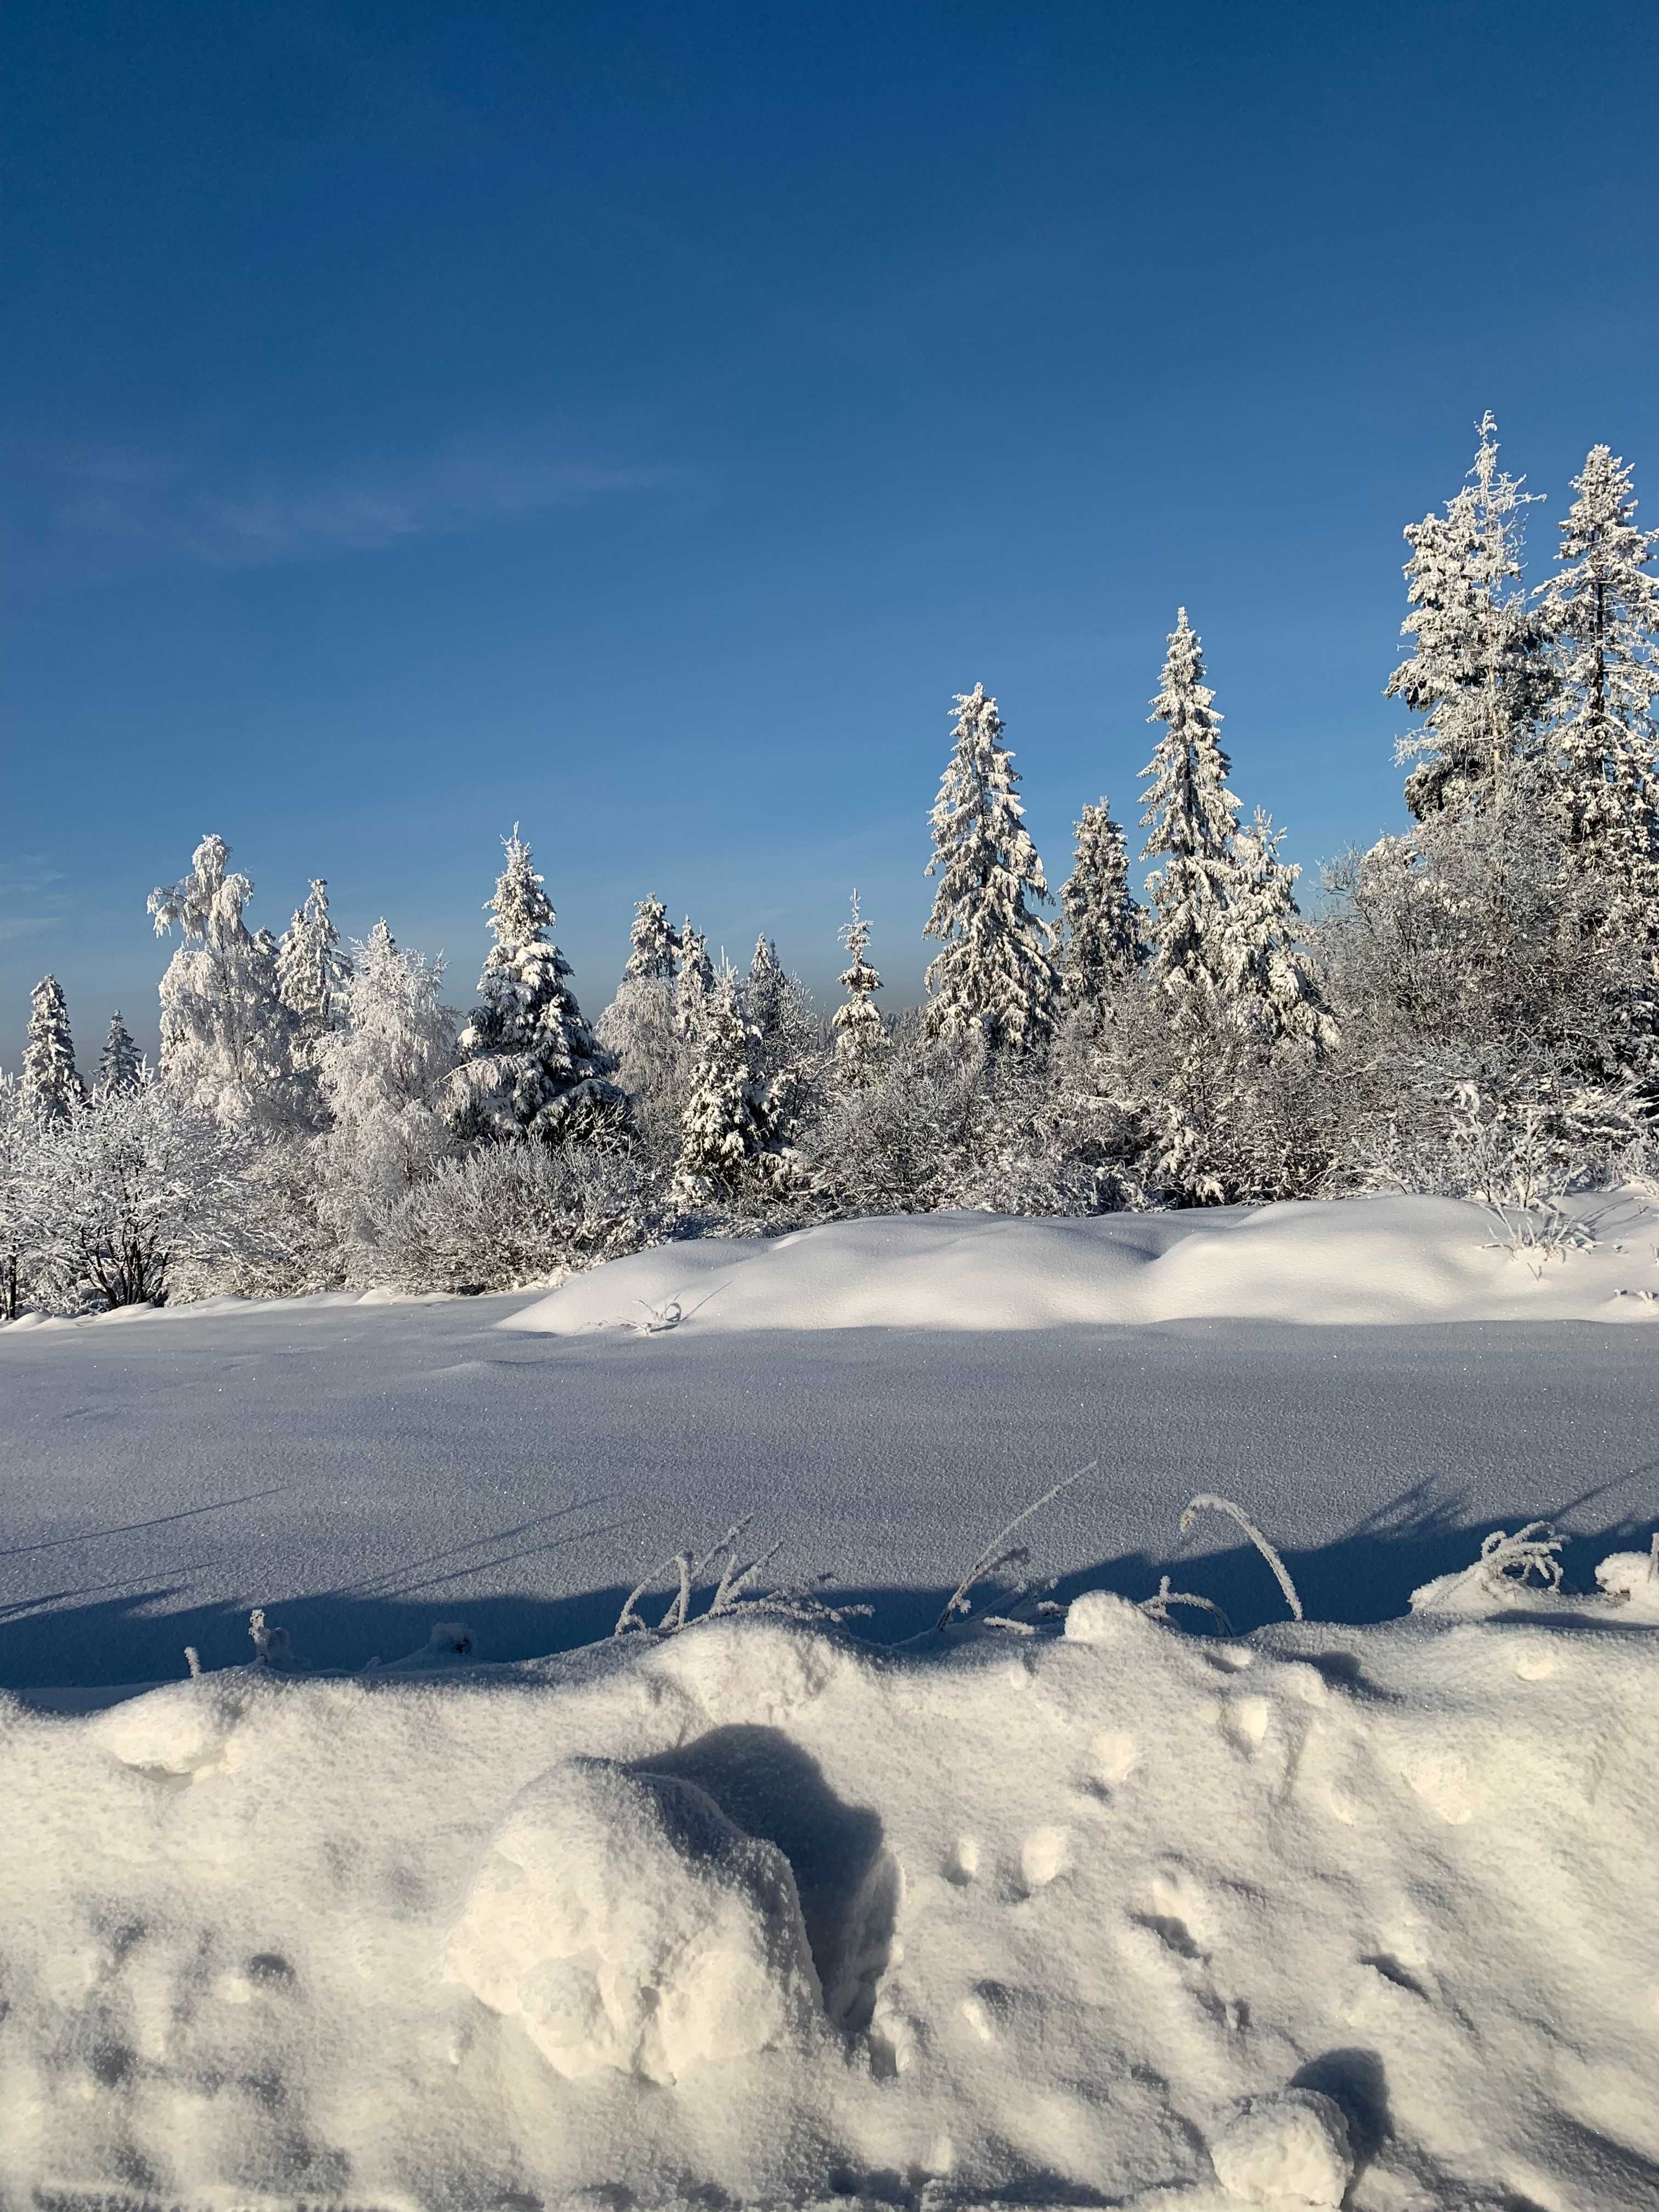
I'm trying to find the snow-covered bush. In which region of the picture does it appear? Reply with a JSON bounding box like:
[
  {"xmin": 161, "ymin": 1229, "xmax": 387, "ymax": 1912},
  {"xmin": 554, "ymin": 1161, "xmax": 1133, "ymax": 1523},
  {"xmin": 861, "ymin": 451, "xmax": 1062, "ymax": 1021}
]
[
  {"xmin": 26, "ymin": 1074, "xmax": 260, "ymax": 1309},
  {"xmin": 371, "ymin": 1136, "xmax": 662, "ymax": 1293}
]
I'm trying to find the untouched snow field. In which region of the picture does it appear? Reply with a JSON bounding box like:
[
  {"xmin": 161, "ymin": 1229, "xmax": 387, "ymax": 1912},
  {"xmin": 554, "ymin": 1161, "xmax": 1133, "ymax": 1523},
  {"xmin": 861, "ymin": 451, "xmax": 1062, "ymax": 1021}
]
[{"xmin": 508, "ymin": 1191, "xmax": 1659, "ymax": 1333}]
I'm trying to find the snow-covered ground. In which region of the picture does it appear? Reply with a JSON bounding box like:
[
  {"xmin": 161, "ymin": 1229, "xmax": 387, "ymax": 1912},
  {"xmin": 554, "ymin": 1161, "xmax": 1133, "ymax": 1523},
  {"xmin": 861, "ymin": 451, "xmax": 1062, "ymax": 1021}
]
[
  {"xmin": 4, "ymin": 1591, "xmax": 1658, "ymax": 2208},
  {"xmin": 4, "ymin": 1198, "xmax": 1658, "ymax": 2207},
  {"xmin": 3, "ymin": 1212, "xmax": 1659, "ymax": 1690}
]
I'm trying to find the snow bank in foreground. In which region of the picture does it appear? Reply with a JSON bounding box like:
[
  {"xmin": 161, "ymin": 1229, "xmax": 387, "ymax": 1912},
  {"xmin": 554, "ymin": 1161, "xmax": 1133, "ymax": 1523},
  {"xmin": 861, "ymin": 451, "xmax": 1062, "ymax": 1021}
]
[
  {"xmin": 4, "ymin": 1593, "xmax": 1657, "ymax": 2209},
  {"xmin": 505, "ymin": 1189, "xmax": 1659, "ymax": 1334}
]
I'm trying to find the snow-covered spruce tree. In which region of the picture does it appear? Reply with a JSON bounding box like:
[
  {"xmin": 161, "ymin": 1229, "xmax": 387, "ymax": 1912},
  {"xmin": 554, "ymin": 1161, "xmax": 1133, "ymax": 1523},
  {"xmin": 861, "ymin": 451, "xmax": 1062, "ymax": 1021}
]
[
  {"xmin": 674, "ymin": 964, "xmax": 796, "ymax": 1206},
  {"xmin": 276, "ymin": 879, "xmax": 351, "ymax": 1052},
  {"xmin": 923, "ymin": 685, "xmax": 1057, "ymax": 1052},
  {"xmin": 1537, "ymin": 445, "xmax": 1659, "ymax": 912},
  {"xmin": 674, "ymin": 921, "xmax": 715, "ymax": 1038},
  {"xmin": 314, "ymin": 920, "xmax": 460, "ymax": 1264},
  {"xmin": 1221, "ymin": 810, "xmax": 1338, "ymax": 1052},
  {"xmin": 746, "ymin": 932, "xmax": 820, "ymax": 1088},
  {"xmin": 453, "ymin": 829, "xmax": 623, "ymax": 1143},
  {"xmin": 1138, "ymin": 612, "xmax": 1243, "ymax": 1020},
  {"xmin": 29, "ymin": 1072, "xmax": 258, "ymax": 1309},
  {"xmin": 832, "ymin": 891, "xmax": 886, "ymax": 1084},
  {"xmin": 20, "ymin": 975, "xmax": 82, "ymax": 1123},
  {"xmin": 148, "ymin": 834, "xmax": 295, "ymax": 1127},
  {"xmin": 97, "ymin": 1011, "xmax": 142, "ymax": 1095},
  {"xmin": 1386, "ymin": 413, "xmax": 1555, "ymax": 821},
  {"xmin": 622, "ymin": 894, "xmax": 681, "ymax": 984},
  {"xmin": 1058, "ymin": 798, "xmax": 1142, "ymax": 1025}
]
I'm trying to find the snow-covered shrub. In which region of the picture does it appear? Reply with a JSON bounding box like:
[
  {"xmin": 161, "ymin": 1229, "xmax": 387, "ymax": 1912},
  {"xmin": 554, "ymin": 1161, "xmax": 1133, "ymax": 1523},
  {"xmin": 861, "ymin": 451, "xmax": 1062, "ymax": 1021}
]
[
  {"xmin": 371, "ymin": 1136, "xmax": 661, "ymax": 1293},
  {"xmin": 27, "ymin": 1074, "xmax": 261, "ymax": 1310},
  {"xmin": 446, "ymin": 1756, "xmax": 823, "ymax": 2084}
]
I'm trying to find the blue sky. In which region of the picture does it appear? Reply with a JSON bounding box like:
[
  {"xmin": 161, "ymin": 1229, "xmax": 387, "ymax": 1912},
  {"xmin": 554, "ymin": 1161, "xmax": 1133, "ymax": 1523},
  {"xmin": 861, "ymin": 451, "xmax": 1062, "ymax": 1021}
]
[{"xmin": 5, "ymin": 0, "xmax": 1659, "ymax": 1063}]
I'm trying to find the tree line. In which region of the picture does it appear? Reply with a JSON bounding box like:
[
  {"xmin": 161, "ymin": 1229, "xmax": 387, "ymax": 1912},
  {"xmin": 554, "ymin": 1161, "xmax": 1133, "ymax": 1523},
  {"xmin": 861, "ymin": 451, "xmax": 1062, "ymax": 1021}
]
[{"xmin": 3, "ymin": 416, "xmax": 1656, "ymax": 1314}]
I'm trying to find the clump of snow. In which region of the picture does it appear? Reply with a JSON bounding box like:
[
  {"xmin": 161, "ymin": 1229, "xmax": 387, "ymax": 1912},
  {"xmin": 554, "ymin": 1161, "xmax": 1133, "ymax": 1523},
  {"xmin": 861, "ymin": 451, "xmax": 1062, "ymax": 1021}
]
[
  {"xmin": 447, "ymin": 1754, "xmax": 823, "ymax": 2083},
  {"xmin": 504, "ymin": 1190, "xmax": 1659, "ymax": 1334},
  {"xmin": 1594, "ymin": 1546, "xmax": 1659, "ymax": 1620},
  {"xmin": 1210, "ymin": 2086, "xmax": 1353, "ymax": 2204}
]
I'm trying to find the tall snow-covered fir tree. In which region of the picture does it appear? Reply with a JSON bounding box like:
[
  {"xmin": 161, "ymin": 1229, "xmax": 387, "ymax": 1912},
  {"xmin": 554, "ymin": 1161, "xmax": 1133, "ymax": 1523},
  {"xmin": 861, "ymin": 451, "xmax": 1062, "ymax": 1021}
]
[
  {"xmin": 923, "ymin": 684, "xmax": 1056, "ymax": 1052},
  {"xmin": 746, "ymin": 932, "xmax": 819, "ymax": 1086},
  {"xmin": 1139, "ymin": 613, "xmax": 1243, "ymax": 1020},
  {"xmin": 97, "ymin": 1012, "xmax": 142, "ymax": 1094},
  {"xmin": 1058, "ymin": 798, "xmax": 1142, "ymax": 1023},
  {"xmin": 21, "ymin": 975, "xmax": 82, "ymax": 1122},
  {"xmin": 622, "ymin": 895, "xmax": 680, "ymax": 984},
  {"xmin": 1537, "ymin": 444, "xmax": 1659, "ymax": 911},
  {"xmin": 148, "ymin": 834, "xmax": 295, "ymax": 1125},
  {"xmin": 673, "ymin": 964, "xmax": 793, "ymax": 1204},
  {"xmin": 454, "ymin": 828, "xmax": 622, "ymax": 1142},
  {"xmin": 276, "ymin": 879, "xmax": 351, "ymax": 1049},
  {"xmin": 674, "ymin": 921, "xmax": 715, "ymax": 1038},
  {"xmin": 832, "ymin": 891, "xmax": 885, "ymax": 1083},
  {"xmin": 1220, "ymin": 810, "xmax": 1339, "ymax": 1053},
  {"xmin": 1386, "ymin": 413, "xmax": 1556, "ymax": 821}
]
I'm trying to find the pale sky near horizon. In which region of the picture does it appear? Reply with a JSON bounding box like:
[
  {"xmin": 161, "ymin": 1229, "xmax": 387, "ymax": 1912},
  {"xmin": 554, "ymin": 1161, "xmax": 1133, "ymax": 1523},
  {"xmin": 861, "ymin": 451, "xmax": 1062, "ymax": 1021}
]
[{"xmin": 5, "ymin": 0, "xmax": 1659, "ymax": 1063}]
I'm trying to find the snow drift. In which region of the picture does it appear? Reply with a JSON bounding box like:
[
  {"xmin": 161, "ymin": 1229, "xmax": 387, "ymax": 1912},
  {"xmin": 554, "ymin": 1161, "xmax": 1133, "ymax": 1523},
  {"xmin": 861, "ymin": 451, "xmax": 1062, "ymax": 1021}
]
[
  {"xmin": 4, "ymin": 1585, "xmax": 1658, "ymax": 2209},
  {"xmin": 505, "ymin": 1189, "xmax": 1659, "ymax": 1334}
]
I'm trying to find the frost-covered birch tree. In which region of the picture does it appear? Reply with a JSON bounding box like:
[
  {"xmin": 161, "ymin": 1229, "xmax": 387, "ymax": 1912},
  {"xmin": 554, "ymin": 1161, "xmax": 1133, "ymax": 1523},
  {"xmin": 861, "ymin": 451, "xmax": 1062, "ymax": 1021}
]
[
  {"xmin": 148, "ymin": 834, "xmax": 295, "ymax": 1126},
  {"xmin": 832, "ymin": 892, "xmax": 886, "ymax": 1084},
  {"xmin": 315, "ymin": 920, "xmax": 459, "ymax": 1257},
  {"xmin": 1386, "ymin": 414, "xmax": 1555, "ymax": 820},
  {"xmin": 923, "ymin": 685, "xmax": 1056, "ymax": 1052},
  {"xmin": 276, "ymin": 879, "xmax": 351, "ymax": 1051},
  {"xmin": 97, "ymin": 1012, "xmax": 142, "ymax": 1094},
  {"xmin": 0, "ymin": 1075, "xmax": 35, "ymax": 1319},
  {"xmin": 1139, "ymin": 613, "xmax": 1242, "ymax": 1020},
  {"xmin": 1537, "ymin": 445, "xmax": 1659, "ymax": 912},
  {"xmin": 20, "ymin": 975, "xmax": 82, "ymax": 1122},
  {"xmin": 1058, "ymin": 798, "xmax": 1141, "ymax": 1023},
  {"xmin": 453, "ymin": 829, "xmax": 622, "ymax": 1142}
]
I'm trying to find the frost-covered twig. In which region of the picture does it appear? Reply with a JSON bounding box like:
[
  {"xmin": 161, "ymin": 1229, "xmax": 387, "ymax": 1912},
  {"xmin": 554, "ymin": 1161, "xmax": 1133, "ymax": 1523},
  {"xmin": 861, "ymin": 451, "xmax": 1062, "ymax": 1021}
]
[
  {"xmin": 1177, "ymin": 1493, "xmax": 1304, "ymax": 1622},
  {"xmin": 936, "ymin": 1463, "xmax": 1094, "ymax": 1634},
  {"xmin": 614, "ymin": 1517, "xmax": 867, "ymax": 1637},
  {"xmin": 247, "ymin": 1605, "xmax": 304, "ymax": 1671},
  {"xmin": 1139, "ymin": 1575, "xmax": 1235, "ymax": 1635}
]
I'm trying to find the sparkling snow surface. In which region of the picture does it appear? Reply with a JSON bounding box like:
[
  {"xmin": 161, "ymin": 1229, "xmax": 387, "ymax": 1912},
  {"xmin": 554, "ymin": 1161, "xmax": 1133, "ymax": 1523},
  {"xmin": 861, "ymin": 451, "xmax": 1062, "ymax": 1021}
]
[{"xmin": 3, "ymin": 1197, "xmax": 1659, "ymax": 1692}]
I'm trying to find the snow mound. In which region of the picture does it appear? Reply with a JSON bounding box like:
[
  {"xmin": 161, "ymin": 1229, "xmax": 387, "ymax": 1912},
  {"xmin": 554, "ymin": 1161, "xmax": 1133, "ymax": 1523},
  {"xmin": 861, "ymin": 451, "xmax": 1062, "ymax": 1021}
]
[
  {"xmin": 5, "ymin": 1606, "xmax": 1659, "ymax": 2205},
  {"xmin": 1210, "ymin": 2087, "xmax": 1353, "ymax": 2204},
  {"xmin": 447, "ymin": 1754, "xmax": 823, "ymax": 2082},
  {"xmin": 504, "ymin": 1190, "xmax": 1659, "ymax": 1334}
]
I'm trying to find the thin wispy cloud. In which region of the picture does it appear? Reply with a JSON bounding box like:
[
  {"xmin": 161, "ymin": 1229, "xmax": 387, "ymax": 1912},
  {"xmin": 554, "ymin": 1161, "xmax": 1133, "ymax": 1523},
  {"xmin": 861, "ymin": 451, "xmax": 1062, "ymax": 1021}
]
[
  {"xmin": 0, "ymin": 857, "xmax": 70, "ymax": 948},
  {"xmin": 13, "ymin": 437, "xmax": 668, "ymax": 575}
]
